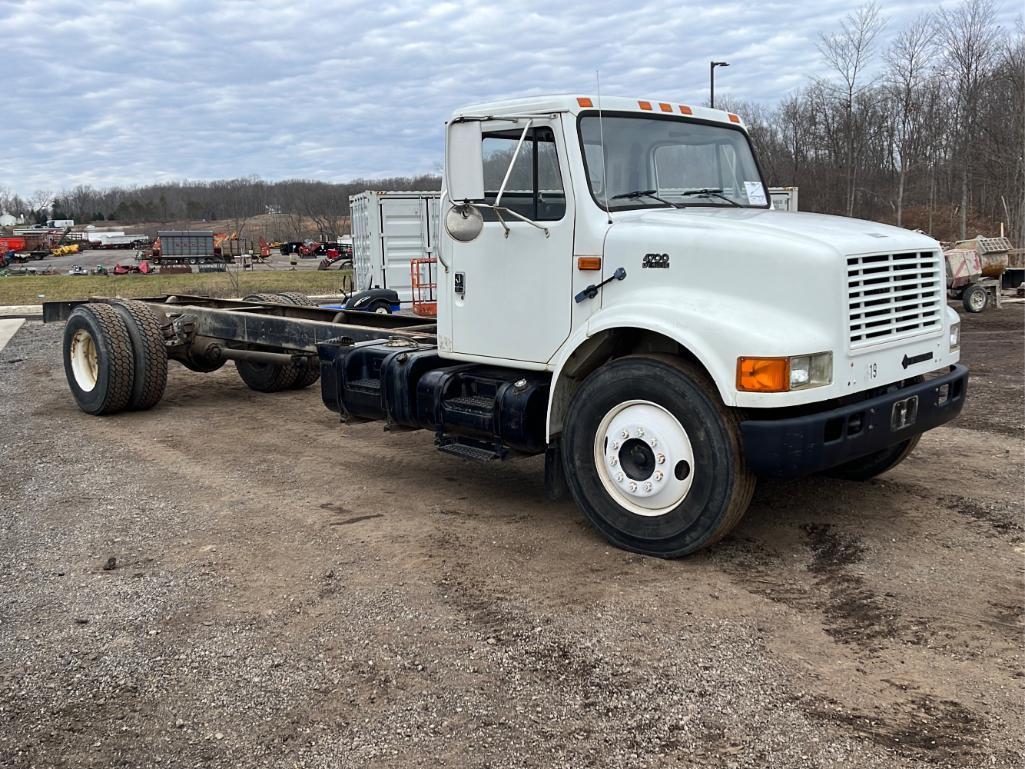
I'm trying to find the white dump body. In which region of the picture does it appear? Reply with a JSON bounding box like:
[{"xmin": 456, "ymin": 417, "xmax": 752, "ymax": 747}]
[{"xmin": 350, "ymin": 191, "xmax": 441, "ymax": 304}]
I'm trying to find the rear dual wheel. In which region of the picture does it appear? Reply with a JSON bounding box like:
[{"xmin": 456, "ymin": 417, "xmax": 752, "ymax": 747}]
[
  {"xmin": 62, "ymin": 301, "xmax": 167, "ymax": 415},
  {"xmin": 562, "ymin": 356, "xmax": 754, "ymax": 558},
  {"xmin": 234, "ymin": 293, "xmax": 319, "ymax": 391}
]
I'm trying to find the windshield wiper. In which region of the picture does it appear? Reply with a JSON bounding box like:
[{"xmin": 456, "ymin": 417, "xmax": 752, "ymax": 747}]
[
  {"xmin": 679, "ymin": 188, "xmax": 741, "ymax": 207},
  {"xmin": 609, "ymin": 189, "xmax": 679, "ymax": 207}
]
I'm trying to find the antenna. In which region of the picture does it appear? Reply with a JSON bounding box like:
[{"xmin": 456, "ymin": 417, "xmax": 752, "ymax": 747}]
[{"xmin": 596, "ymin": 70, "xmax": 612, "ymax": 224}]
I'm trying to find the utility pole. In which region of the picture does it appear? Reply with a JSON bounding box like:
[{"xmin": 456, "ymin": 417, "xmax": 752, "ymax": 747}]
[{"xmin": 710, "ymin": 61, "xmax": 729, "ymax": 108}]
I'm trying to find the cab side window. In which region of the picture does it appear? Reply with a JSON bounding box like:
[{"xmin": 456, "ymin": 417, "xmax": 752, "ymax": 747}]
[{"xmin": 481, "ymin": 127, "xmax": 566, "ymax": 221}]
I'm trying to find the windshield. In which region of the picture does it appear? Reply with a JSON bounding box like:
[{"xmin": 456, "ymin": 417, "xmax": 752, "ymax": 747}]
[{"xmin": 578, "ymin": 113, "xmax": 769, "ymax": 210}]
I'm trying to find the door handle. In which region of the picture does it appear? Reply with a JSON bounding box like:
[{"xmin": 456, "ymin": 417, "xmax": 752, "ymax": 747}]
[{"xmin": 574, "ymin": 267, "xmax": 626, "ymax": 303}]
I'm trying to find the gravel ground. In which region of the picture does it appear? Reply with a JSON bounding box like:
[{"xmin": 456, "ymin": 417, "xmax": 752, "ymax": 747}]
[{"xmin": 0, "ymin": 303, "xmax": 1021, "ymax": 768}]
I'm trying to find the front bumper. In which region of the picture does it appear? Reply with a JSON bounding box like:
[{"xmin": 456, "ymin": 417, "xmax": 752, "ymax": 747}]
[{"xmin": 740, "ymin": 364, "xmax": 968, "ymax": 478}]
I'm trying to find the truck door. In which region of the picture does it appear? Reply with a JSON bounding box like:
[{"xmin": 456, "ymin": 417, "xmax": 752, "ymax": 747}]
[{"xmin": 449, "ymin": 120, "xmax": 574, "ymax": 364}]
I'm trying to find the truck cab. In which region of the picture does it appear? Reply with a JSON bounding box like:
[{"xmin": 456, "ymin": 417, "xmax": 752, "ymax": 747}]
[{"xmin": 429, "ymin": 94, "xmax": 966, "ymax": 553}]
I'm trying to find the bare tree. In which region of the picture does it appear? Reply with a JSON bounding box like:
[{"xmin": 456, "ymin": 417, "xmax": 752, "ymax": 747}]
[
  {"xmin": 938, "ymin": 0, "xmax": 1001, "ymax": 238},
  {"xmin": 818, "ymin": 1, "xmax": 885, "ymax": 216},
  {"xmin": 884, "ymin": 15, "xmax": 937, "ymax": 226}
]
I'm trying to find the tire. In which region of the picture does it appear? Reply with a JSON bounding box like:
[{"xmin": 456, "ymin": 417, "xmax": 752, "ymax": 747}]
[
  {"xmin": 561, "ymin": 355, "xmax": 755, "ymax": 557},
  {"xmin": 109, "ymin": 299, "xmax": 168, "ymax": 410},
  {"xmin": 243, "ymin": 293, "xmax": 283, "ymax": 304},
  {"xmin": 235, "ymin": 359, "xmax": 299, "ymax": 392},
  {"xmin": 62, "ymin": 303, "xmax": 135, "ymax": 415},
  {"xmin": 274, "ymin": 291, "xmax": 318, "ymax": 306},
  {"xmin": 188, "ymin": 257, "xmax": 198, "ymax": 265},
  {"xmin": 962, "ymin": 284, "xmax": 987, "ymax": 313},
  {"xmin": 826, "ymin": 435, "xmax": 920, "ymax": 481},
  {"xmin": 270, "ymin": 293, "xmax": 321, "ymax": 388},
  {"xmin": 369, "ymin": 300, "xmax": 392, "ymax": 314}
]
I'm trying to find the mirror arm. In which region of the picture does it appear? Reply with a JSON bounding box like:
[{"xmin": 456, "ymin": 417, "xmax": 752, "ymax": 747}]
[{"xmin": 493, "ymin": 205, "xmax": 549, "ymax": 237}]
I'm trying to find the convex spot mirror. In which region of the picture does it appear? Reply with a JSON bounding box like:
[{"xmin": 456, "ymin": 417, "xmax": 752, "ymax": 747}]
[
  {"xmin": 446, "ymin": 121, "xmax": 485, "ymax": 202},
  {"xmin": 445, "ymin": 204, "xmax": 484, "ymax": 242}
]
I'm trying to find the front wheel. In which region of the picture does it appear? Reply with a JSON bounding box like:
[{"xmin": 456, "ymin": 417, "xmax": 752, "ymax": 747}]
[{"xmin": 561, "ymin": 355, "xmax": 755, "ymax": 557}]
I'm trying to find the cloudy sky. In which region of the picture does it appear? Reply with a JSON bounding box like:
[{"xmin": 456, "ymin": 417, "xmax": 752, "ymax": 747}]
[{"xmin": 1, "ymin": 0, "xmax": 1019, "ymax": 196}]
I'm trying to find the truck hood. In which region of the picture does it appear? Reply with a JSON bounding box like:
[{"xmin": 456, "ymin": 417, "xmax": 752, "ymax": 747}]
[{"xmin": 612, "ymin": 207, "xmax": 939, "ymax": 255}]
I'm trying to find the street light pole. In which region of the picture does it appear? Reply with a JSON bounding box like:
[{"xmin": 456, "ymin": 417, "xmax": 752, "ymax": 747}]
[{"xmin": 710, "ymin": 60, "xmax": 729, "ymax": 108}]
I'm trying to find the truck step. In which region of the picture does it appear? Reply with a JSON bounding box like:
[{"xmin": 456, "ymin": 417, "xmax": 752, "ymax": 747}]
[
  {"xmin": 445, "ymin": 394, "xmax": 496, "ymax": 414},
  {"xmin": 437, "ymin": 437, "xmax": 506, "ymax": 463},
  {"xmin": 348, "ymin": 377, "xmax": 382, "ymax": 393}
]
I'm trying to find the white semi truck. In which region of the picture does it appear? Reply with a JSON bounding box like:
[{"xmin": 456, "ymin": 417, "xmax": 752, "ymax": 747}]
[{"xmin": 46, "ymin": 94, "xmax": 967, "ymax": 557}]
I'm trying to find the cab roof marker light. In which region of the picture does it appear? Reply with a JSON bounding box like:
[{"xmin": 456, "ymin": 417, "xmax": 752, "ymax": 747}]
[
  {"xmin": 659, "ymin": 102, "xmax": 673, "ymax": 112},
  {"xmin": 679, "ymin": 105, "xmax": 693, "ymax": 115},
  {"xmin": 638, "ymin": 101, "xmax": 653, "ymax": 110},
  {"xmin": 577, "ymin": 97, "xmax": 594, "ymax": 108},
  {"xmin": 728, "ymin": 113, "xmax": 741, "ymax": 123}
]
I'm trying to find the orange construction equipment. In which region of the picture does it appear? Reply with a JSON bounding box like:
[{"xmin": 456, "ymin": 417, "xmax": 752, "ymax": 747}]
[{"xmin": 410, "ymin": 258, "xmax": 437, "ymax": 317}]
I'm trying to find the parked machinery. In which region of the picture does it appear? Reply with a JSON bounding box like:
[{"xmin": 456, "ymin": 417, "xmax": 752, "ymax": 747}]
[{"xmin": 944, "ymin": 236, "xmax": 1009, "ymax": 313}]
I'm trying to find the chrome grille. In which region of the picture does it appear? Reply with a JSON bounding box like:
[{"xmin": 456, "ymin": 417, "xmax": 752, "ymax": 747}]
[{"xmin": 847, "ymin": 251, "xmax": 943, "ymax": 348}]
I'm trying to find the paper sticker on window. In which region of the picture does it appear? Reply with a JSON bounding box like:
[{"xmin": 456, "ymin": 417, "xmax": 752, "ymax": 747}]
[{"xmin": 744, "ymin": 182, "xmax": 767, "ymax": 205}]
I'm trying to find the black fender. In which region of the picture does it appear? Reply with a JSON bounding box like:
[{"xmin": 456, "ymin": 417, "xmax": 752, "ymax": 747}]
[{"xmin": 344, "ymin": 288, "xmax": 400, "ymax": 312}]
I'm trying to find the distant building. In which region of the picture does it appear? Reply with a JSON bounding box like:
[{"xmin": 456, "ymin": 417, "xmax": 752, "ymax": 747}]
[{"xmin": 0, "ymin": 212, "xmax": 18, "ymax": 227}]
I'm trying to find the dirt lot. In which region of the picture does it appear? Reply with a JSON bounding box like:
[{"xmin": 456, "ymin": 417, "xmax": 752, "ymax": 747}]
[{"xmin": 1, "ymin": 303, "xmax": 1021, "ymax": 768}]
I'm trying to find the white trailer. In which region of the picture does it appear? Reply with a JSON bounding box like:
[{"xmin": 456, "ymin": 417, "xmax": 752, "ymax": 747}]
[
  {"xmin": 769, "ymin": 187, "xmax": 799, "ymax": 211},
  {"xmin": 350, "ymin": 191, "xmax": 441, "ymax": 305}
]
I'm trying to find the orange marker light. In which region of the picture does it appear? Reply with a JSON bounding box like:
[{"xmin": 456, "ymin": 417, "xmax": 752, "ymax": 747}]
[
  {"xmin": 577, "ymin": 97, "xmax": 594, "ymax": 108},
  {"xmin": 577, "ymin": 256, "xmax": 602, "ymax": 271},
  {"xmin": 728, "ymin": 113, "xmax": 741, "ymax": 123},
  {"xmin": 659, "ymin": 102, "xmax": 673, "ymax": 112},
  {"xmin": 679, "ymin": 105, "xmax": 693, "ymax": 115},
  {"xmin": 638, "ymin": 100, "xmax": 653, "ymax": 110},
  {"xmin": 737, "ymin": 357, "xmax": 789, "ymax": 393}
]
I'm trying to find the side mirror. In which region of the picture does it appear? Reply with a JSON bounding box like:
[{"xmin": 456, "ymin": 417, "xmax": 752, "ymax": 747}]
[{"xmin": 446, "ymin": 121, "xmax": 484, "ymax": 202}]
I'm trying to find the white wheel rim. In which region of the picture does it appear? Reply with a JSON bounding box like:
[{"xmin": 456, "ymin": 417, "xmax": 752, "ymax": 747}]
[
  {"xmin": 70, "ymin": 328, "xmax": 99, "ymax": 392},
  {"xmin": 374, "ymin": 306, "xmax": 389, "ymax": 314},
  {"xmin": 969, "ymin": 290, "xmax": 985, "ymax": 310},
  {"xmin": 593, "ymin": 399, "xmax": 695, "ymax": 517}
]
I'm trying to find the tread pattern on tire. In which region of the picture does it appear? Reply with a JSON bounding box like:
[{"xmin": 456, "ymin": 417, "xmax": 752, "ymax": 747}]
[
  {"xmin": 274, "ymin": 291, "xmax": 318, "ymax": 306},
  {"xmin": 73, "ymin": 304, "xmax": 135, "ymax": 415},
  {"xmin": 111, "ymin": 299, "xmax": 168, "ymax": 410}
]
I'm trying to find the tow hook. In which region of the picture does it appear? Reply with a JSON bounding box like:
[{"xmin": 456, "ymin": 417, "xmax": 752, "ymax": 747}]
[{"xmin": 575, "ymin": 267, "xmax": 627, "ymax": 303}]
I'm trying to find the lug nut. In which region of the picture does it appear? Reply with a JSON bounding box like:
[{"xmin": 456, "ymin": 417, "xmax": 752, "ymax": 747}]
[
  {"xmin": 654, "ymin": 471, "xmax": 663, "ymax": 482},
  {"xmin": 610, "ymin": 440, "xmax": 619, "ymax": 450},
  {"xmin": 650, "ymin": 438, "xmax": 658, "ymax": 447},
  {"xmin": 616, "ymin": 473, "xmax": 624, "ymax": 483},
  {"xmin": 621, "ymin": 429, "xmax": 629, "ymax": 439},
  {"xmin": 628, "ymin": 482, "xmax": 637, "ymax": 492},
  {"xmin": 609, "ymin": 457, "xmax": 618, "ymax": 467},
  {"xmin": 636, "ymin": 428, "xmax": 645, "ymax": 437},
  {"xmin": 656, "ymin": 453, "xmax": 665, "ymax": 464},
  {"xmin": 643, "ymin": 481, "xmax": 652, "ymax": 491}
]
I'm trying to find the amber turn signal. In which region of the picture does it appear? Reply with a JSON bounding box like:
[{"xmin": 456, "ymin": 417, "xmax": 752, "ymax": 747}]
[
  {"xmin": 577, "ymin": 256, "xmax": 602, "ymax": 271},
  {"xmin": 737, "ymin": 357, "xmax": 789, "ymax": 393}
]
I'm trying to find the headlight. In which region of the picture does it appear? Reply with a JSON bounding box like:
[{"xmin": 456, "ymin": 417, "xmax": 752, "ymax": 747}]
[
  {"xmin": 737, "ymin": 352, "xmax": 833, "ymax": 393},
  {"xmin": 949, "ymin": 321, "xmax": 960, "ymax": 351}
]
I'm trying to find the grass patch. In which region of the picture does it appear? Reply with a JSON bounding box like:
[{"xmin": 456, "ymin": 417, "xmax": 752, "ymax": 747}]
[{"xmin": 0, "ymin": 270, "xmax": 352, "ymax": 305}]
